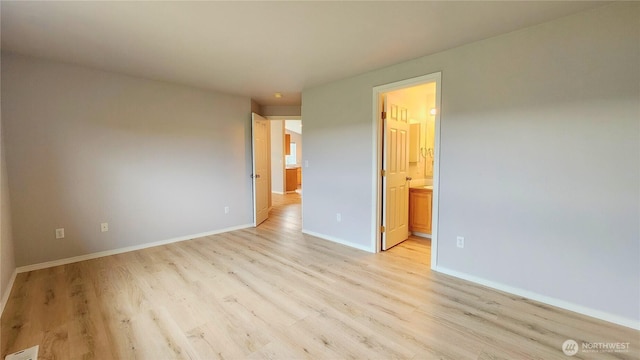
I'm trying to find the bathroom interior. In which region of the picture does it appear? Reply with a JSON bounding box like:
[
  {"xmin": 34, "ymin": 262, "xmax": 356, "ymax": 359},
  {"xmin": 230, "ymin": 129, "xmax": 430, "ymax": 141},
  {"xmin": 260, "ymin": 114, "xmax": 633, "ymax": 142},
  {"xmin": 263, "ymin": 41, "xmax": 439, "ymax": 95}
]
[{"xmin": 386, "ymin": 82, "xmax": 436, "ymax": 239}]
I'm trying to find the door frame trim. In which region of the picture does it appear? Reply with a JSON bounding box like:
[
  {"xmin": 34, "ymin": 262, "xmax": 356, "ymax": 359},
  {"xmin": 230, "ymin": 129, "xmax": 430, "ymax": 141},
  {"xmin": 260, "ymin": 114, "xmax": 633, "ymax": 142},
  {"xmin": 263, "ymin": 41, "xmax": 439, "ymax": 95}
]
[{"xmin": 371, "ymin": 72, "xmax": 442, "ymax": 269}]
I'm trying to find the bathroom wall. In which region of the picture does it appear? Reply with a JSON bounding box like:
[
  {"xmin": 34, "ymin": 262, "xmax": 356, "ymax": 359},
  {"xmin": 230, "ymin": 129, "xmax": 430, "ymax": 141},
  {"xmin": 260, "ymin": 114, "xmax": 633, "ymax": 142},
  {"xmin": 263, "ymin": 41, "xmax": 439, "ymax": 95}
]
[{"xmin": 385, "ymin": 83, "xmax": 436, "ymax": 186}]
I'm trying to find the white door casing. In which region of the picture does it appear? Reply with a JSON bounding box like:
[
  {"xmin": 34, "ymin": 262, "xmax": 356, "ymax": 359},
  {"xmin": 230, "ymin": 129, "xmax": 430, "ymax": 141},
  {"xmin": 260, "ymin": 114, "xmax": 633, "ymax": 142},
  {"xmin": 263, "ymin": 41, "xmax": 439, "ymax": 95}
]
[{"xmin": 372, "ymin": 72, "xmax": 441, "ymax": 268}]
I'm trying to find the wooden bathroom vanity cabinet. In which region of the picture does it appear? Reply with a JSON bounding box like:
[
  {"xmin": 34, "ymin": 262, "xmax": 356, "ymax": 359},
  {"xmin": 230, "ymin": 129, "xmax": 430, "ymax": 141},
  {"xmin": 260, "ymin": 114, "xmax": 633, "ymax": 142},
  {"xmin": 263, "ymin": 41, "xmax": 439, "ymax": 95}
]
[{"xmin": 409, "ymin": 186, "xmax": 432, "ymax": 235}]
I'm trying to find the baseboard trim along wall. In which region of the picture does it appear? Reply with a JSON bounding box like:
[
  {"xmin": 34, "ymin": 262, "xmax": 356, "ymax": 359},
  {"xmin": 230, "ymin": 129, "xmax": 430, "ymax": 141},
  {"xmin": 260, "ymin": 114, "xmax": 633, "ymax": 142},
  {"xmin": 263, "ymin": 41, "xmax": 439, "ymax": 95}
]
[
  {"xmin": 434, "ymin": 266, "xmax": 640, "ymax": 331},
  {"xmin": 16, "ymin": 223, "xmax": 253, "ymax": 274},
  {"xmin": 411, "ymin": 231, "xmax": 431, "ymax": 239},
  {"xmin": 0, "ymin": 269, "xmax": 18, "ymax": 315},
  {"xmin": 302, "ymin": 229, "xmax": 374, "ymax": 253}
]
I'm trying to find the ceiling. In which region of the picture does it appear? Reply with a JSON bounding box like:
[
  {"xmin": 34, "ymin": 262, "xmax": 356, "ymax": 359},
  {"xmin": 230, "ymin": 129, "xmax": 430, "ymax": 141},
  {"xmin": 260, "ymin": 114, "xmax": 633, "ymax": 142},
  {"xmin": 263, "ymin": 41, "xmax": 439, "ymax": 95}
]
[{"xmin": 1, "ymin": 1, "xmax": 604, "ymax": 106}]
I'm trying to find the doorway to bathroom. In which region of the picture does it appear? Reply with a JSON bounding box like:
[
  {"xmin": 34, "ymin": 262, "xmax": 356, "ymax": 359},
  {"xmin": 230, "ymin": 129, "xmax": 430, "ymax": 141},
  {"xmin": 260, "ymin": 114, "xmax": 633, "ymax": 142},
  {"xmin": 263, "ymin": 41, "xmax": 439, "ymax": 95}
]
[{"xmin": 373, "ymin": 73, "xmax": 441, "ymax": 268}]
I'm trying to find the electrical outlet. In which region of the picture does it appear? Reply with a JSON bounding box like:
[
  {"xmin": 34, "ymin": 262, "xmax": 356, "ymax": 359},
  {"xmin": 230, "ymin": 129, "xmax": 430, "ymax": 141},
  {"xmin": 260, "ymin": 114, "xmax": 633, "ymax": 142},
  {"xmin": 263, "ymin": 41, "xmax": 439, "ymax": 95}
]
[
  {"xmin": 304, "ymin": 160, "xmax": 309, "ymax": 168},
  {"xmin": 336, "ymin": 213, "xmax": 341, "ymax": 222},
  {"xmin": 101, "ymin": 223, "xmax": 109, "ymax": 232},
  {"xmin": 224, "ymin": 206, "xmax": 230, "ymax": 214},
  {"xmin": 456, "ymin": 236, "xmax": 465, "ymax": 248},
  {"xmin": 55, "ymin": 228, "xmax": 65, "ymax": 239}
]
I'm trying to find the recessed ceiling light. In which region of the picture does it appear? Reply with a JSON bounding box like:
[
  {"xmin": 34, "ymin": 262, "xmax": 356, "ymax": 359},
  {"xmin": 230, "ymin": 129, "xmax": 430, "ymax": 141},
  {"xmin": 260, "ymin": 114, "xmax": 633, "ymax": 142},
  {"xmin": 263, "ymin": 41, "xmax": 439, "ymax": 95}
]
[{"xmin": 274, "ymin": 92, "xmax": 283, "ymax": 98}]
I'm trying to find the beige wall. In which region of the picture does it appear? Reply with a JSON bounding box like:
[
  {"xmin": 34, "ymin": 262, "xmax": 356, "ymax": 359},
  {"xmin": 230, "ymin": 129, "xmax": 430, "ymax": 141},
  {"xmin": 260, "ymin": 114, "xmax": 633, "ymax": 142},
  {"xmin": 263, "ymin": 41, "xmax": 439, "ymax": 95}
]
[
  {"xmin": 302, "ymin": 3, "xmax": 639, "ymax": 325},
  {"xmin": 2, "ymin": 53, "xmax": 254, "ymax": 266},
  {"xmin": 270, "ymin": 120, "xmax": 285, "ymax": 194},
  {"xmin": 251, "ymin": 100, "xmax": 263, "ymax": 115},
  {"xmin": 262, "ymin": 105, "xmax": 301, "ymax": 117}
]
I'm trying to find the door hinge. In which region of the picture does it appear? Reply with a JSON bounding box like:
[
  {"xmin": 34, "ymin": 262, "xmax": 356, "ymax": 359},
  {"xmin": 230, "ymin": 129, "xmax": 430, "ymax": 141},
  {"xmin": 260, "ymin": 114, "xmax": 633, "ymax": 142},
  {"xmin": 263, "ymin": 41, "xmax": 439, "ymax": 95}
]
[
  {"xmin": 381, "ymin": 169, "xmax": 386, "ymax": 177},
  {"xmin": 382, "ymin": 111, "xmax": 386, "ymax": 120},
  {"xmin": 380, "ymin": 226, "xmax": 385, "ymax": 233}
]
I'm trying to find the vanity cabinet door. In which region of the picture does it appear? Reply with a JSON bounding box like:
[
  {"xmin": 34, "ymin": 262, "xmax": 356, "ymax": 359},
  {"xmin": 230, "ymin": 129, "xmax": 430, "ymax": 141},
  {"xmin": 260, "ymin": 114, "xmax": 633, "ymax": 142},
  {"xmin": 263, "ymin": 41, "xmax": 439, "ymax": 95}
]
[
  {"xmin": 286, "ymin": 168, "xmax": 297, "ymax": 191},
  {"xmin": 409, "ymin": 189, "xmax": 432, "ymax": 234}
]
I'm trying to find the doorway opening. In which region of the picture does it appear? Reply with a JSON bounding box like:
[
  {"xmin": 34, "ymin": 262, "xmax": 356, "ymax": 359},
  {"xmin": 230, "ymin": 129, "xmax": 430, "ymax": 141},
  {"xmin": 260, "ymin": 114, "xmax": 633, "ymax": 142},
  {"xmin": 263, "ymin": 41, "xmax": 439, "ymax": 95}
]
[
  {"xmin": 251, "ymin": 114, "xmax": 303, "ymax": 228},
  {"xmin": 265, "ymin": 116, "xmax": 302, "ymax": 197},
  {"xmin": 372, "ymin": 73, "xmax": 441, "ymax": 269},
  {"xmin": 284, "ymin": 120, "xmax": 303, "ymax": 196}
]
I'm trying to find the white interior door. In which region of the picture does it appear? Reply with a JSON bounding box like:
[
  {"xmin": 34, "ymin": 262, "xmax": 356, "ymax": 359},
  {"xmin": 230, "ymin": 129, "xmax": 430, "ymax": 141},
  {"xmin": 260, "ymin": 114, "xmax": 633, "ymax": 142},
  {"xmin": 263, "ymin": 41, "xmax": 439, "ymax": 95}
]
[
  {"xmin": 252, "ymin": 113, "xmax": 270, "ymax": 226},
  {"xmin": 382, "ymin": 96, "xmax": 410, "ymax": 250}
]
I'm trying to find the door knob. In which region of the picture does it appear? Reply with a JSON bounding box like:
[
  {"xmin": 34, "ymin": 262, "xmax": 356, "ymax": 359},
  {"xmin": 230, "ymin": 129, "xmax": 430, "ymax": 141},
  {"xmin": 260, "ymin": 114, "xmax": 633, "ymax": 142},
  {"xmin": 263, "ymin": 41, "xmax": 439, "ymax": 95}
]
[{"xmin": 406, "ymin": 176, "xmax": 412, "ymax": 181}]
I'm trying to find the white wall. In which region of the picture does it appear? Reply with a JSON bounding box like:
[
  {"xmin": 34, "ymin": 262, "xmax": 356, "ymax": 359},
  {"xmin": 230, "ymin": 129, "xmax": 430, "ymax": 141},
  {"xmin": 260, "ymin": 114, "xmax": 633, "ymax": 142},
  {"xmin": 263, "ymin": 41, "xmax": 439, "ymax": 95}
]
[
  {"xmin": 302, "ymin": 3, "xmax": 639, "ymax": 326},
  {"xmin": 1, "ymin": 71, "xmax": 17, "ymax": 312},
  {"xmin": 270, "ymin": 120, "xmax": 285, "ymax": 194},
  {"xmin": 286, "ymin": 130, "xmax": 303, "ymax": 166},
  {"xmin": 2, "ymin": 53, "xmax": 254, "ymax": 267}
]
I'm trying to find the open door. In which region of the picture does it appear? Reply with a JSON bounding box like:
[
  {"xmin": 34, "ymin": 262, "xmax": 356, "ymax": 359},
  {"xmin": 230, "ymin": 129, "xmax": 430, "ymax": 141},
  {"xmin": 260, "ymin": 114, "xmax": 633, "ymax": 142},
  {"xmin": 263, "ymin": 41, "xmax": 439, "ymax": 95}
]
[
  {"xmin": 252, "ymin": 113, "xmax": 270, "ymax": 226},
  {"xmin": 381, "ymin": 95, "xmax": 410, "ymax": 250}
]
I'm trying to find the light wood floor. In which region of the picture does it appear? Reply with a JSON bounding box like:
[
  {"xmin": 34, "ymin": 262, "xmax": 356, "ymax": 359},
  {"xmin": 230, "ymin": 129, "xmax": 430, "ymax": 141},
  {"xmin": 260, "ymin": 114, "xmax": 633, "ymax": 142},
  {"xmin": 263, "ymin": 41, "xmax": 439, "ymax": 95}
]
[{"xmin": 2, "ymin": 193, "xmax": 638, "ymax": 359}]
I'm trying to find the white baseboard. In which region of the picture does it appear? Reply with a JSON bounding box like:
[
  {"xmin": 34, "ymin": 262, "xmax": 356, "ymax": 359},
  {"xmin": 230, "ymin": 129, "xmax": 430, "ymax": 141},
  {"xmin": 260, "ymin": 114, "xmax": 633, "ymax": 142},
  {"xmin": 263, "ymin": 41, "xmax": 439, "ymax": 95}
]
[
  {"xmin": 302, "ymin": 229, "xmax": 375, "ymax": 253},
  {"xmin": 434, "ymin": 266, "xmax": 640, "ymax": 331},
  {"xmin": 17, "ymin": 223, "xmax": 253, "ymax": 274},
  {"xmin": 12, "ymin": 224, "xmax": 636, "ymax": 331},
  {"xmin": 272, "ymin": 191, "xmax": 284, "ymax": 195},
  {"xmin": 1, "ymin": 268, "xmax": 18, "ymax": 316},
  {"xmin": 411, "ymin": 231, "xmax": 431, "ymax": 238}
]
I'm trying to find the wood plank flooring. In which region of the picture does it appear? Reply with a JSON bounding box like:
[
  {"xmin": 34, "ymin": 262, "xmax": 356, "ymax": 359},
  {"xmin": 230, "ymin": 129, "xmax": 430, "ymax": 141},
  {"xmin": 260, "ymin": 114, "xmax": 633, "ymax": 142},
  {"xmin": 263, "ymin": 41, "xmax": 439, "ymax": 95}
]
[{"xmin": 2, "ymin": 193, "xmax": 638, "ymax": 359}]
